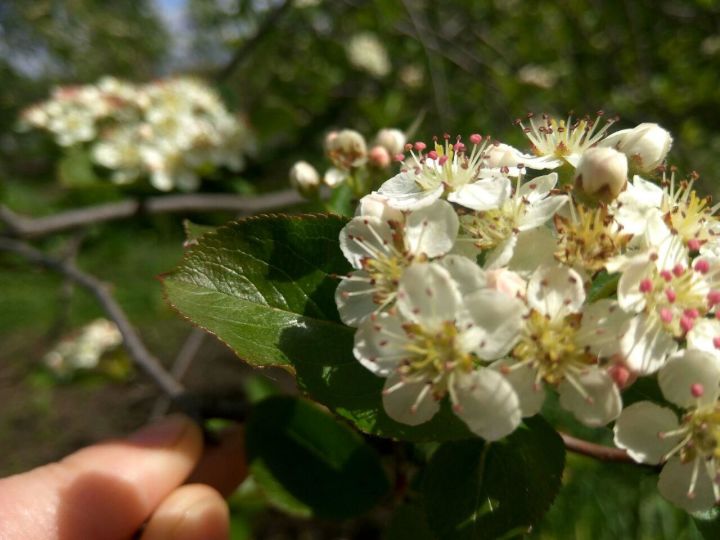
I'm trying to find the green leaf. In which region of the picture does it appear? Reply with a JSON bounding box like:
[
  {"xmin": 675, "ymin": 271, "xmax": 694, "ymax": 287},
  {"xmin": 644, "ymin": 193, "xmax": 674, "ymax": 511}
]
[
  {"xmin": 587, "ymin": 271, "xmax": 620, "ymax": 302},
  {"xmin": 325, "ymin": 181, "xmax": 355, "ymax": 216},
  {"xmin": 249, "ymin": 460, "xmax": 312, "ymax": 518},
  {"xmin": 58, "ymin": 145, "xmax": 100, "ymax": 188},
  {"xmin": 693, "ymin": 507, "xmax": 720, "ymax": 539},
  {"xmin": 163, "ymin": 214, "xmax": 472, "ymax": 441},
  {"xmin": 182, "ymin": 219, "xmax": 216, "ymax": 244},
  {"xmin": 385, "ymin": 501, "xmax": 436, "ymax": 540},
  {"xmin": 245, "ymin": 396, "xmax": 390, "ymax": 519},
  {"xmin": 422, "ymin": 417, "xmax": 565, "ymax": 540}
]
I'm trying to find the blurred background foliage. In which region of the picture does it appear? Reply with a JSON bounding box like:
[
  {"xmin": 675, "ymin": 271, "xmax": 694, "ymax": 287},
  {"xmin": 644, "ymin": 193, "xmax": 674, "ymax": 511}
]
[{"xmin": 3, "ymin": 0, "xmax": 720, "ymax": 537}]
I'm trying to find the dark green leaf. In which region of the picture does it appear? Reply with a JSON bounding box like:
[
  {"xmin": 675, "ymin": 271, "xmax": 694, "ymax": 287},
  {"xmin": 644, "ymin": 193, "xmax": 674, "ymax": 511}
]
[
  {"xmin": 422, "ymin": 417, "xmax": 565, "ymax": 540},
  {"xmin": 693, "ymin": 507, "xmax": 720, "ymax": 539},
  {"xmin": 163, "ymin": 214, "xmax": 472, "ymax": 441},
  {"xmin": 385, "ymin": 501, "xmax": 436, "ymax": 540},
  {"xmin": 249, "ymin": 460, "xmax": 312, "ymax": 518},
  {"xmin": 587, "ymin": 271, "xmax": 619, "ymax": 302},
  {"xmin": 245, "ymin": 396, "xmax": 389, "ymax": 519}
]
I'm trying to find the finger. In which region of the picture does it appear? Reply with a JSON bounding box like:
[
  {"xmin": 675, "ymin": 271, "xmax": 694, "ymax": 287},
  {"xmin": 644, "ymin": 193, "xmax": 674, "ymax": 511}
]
[
  {"xmin": 187, "ymin": 425, "xmax": 247, "ymax": 497},
  {"xmin": 141, "ymin": 484, "xmax": 229, "ymax": 540},
  {"xmin": 0, "ymin": 414, "xmax": 203, "ymax": 540}
]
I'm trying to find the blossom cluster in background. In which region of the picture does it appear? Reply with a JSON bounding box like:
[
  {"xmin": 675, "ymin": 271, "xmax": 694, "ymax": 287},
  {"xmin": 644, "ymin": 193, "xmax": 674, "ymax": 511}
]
[
  {"xmin": 327, "ymin": 115, "xmax": 720, "ymax": 512},
  {"xmin": 289, "ymin": 127, "xmax": 406, "ymax": 198},
  {"xmin": 20, "ymin": 76, "xmax": 252, "ymax": 191},
  {"xmin": 43, "ymin": 319, "xmax": 123, "ymax": 377}
]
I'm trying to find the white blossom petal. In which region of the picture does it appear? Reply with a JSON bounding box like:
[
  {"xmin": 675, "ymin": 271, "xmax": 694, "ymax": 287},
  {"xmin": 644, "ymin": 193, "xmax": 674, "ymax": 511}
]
[
  {"xmin": 518, "ymin": 194, "xmax": 568, "ymax": 230},
  {"xmin": 506, "ymin": 227, "xmax": 558, "ymax": 275},
  {"xmin": 613, "ymin": 401, "xmax": 681, "ymax": 464},
  {"xmin": 616, "ymin": 258, "xmax": 653, "ymax": 312},
  {"xmin": 558, "ymin": 369, "xmax": 622, "ymax": 426},
  {"xmin": 518, "ymin": 172, "xmax": 558, "ymax": 202},
  {"xmin": 621, "ymin": 313, "xmax": 677, "ymax": 375},
  {"xmin": 378, "ymin": 172, "xmax": 444, "ymax": 210},
  {"xmin": 339, "ymin": 216, "xmax": 394, "ymax": 269},
  {"xmin": 404, "ymin": 200, "xmax": 459, "ymax": 258},
  {"xmin": 658, "ymin": 457, "xmax": 717, "ymax": 513},
  {"xmin": 353, "ymin": 312, "xmax": 408, "ymax": 376},
  {"xmin": 335, "ymin": 271, "xmax": 379, "ymax": 327},
  {"xmin": 576, "ymin": 300, "xmax": 628, "ymax": 359},
  {"xmin": 436, "ymin": 255, "xmax": 487, "ymax": 296},
  {"xmin": 464, "ymin": 289, "xmax": 524, "ymax": 359},
  {"xmin": 483, "ymin": 236, "xmax": 518, "ymax": 270},
  {"xmin": 527, "ymin": 264, "xmax": 585, "ymax": 319},
  {"xmin": 492, "ymin": 359, "xmax": 546, "ymax": 417},
  {"xmin": 447, "ymin": 175, "xmax": 511, "ymax": 211},
  {"xmin": 687, "ymin": 318, "xmax": 720, "ymax": 358},
  {"xmin": 396, "ymin": 263, "xmax": 461, "ymax": 328},
  {"xmin": 382, "ymin": 372, "xmax": 440, "ymax": 426},
  {"xmin": 658, "ymin": 349, "xmax": 720, "ymax": 408},
  {"xmin": 452, "ymin": 369, "xmax": 522, "ymax": 441}
]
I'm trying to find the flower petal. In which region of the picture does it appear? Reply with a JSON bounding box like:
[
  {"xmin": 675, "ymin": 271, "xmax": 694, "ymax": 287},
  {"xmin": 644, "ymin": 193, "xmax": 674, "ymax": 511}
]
[
  {"xmin": 658, "ymin": 349, "xmax": 720, "ymax": 408},
  {"xmin": 558, "ymin": 368, "xmax": 622, "ymax": 426},
  {"xmin": 518, "ymin": 194, "xmax": 568, "ymax": 230},
  {"xmin": 382, "ymin": 371, "xmax": 440, "ymax": 426},
  {"xmin": 452, "ymin": 369, "xmax": 522, "ymax": 441},
  {"xmin": 621, "ymin": 313, "xmax": 677, "ymax": 375},
  {"xmin": 335, "ymin": 271, "xmax": 382, "ymax": 327},
  {"xmin": 506, "ymin": 227, "xmax": 558, "ymax": 276},
  {"xmin": 658, "ymin": 457, "xmax": 718, "ymax": 513},
  {"xmin": 464, "ymin": 289, "xmax": 524, "ymax": 359},
  {"xmin": 448, "ymin": 175, "xmax": 511, "ymax": 211},
  {"xmin": 436, "ymin": 254, "xmax": 487, "ymax": 296},
  {"xmin": 378, "ymin": 172, "xmax": 444, "ymax": 210},
  {"xmin": 492, "ymin": 359, "xmax": 545, "ymax": 417},
  {"xmin": 339, "ymin": 215, "xmax": 394, "ymax": 269},
  {"xmin": 518, "ymin": 172, "xmax": 558, "ymax": 202},
  {"xmin": 614, "ymin": 401, "xmax": 680, "ymax": 464},
  {"xmin": 353, "ymin": 311, "xmax": 408, "ymax": 376},
  {"xmin": 687, "ymin": 317, "xmax": 720, "ymax": 358},
  {"xmin": 526, "ymin": 264, "xmax": 585, "ymax": 318},
  {"xmin": 404, "ymin": 200, "xmax": 459, "ymax": 258},
  {"xmin": 576, "ymin": 300, "xmax": 628, "ymax": 359},
  {"xmin": 396, "ymin": 262, "xmax": 461, "ymax": 327}
]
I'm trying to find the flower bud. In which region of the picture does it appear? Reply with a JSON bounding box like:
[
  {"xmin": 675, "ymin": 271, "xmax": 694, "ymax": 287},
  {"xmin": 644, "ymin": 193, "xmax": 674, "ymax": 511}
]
[
  {"xmin": 484, "ymin": 143, "xmax": 523, "ymax": 169},
  {"xmin": 326, "ymin": 129, "xmax": 367, "ymax": 170},
  {"xmin": 374, "ymin": 128, "xmax": 406, "ymax": 156},
  {"xmin": 601, "ymin": 123, "xmax": 672, "ymax": 172},
  {"xmin": 574, "ymin": 147, "xmax": 628, "ymax": 202},
  {"xmin": 289, "ymin": 161, "xmax": 320, "ymax": 197},
  {"xmin": 368, "ymin": 145, "xmax": 391, "ymax": 168}
]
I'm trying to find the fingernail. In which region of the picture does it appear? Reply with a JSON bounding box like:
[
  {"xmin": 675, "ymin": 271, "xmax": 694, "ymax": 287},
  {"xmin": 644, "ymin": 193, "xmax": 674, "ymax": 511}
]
[{"xmin": 127, "ymin": 414, "xmax": 192, "ymax": 447}]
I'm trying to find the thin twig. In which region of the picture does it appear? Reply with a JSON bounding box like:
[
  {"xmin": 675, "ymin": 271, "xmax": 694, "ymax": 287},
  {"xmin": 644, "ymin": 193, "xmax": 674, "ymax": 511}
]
[
  {"xmin": 150, "ymin": 328, "xmax": 207, "ymax": 419},
  {"xmin": 0, "ymin": 238, "xmax": 184, "ymax": 398},
  {"xmin": 215, "ymin": 0, "xmax": 293, "ymax": 82},
  {"xmin": 0, "ymin": 189, "xmax": 304, "ymax": 239},
  {"xmin": 559, "ymin": 431, "xmax": 634, "ymax": 463}
]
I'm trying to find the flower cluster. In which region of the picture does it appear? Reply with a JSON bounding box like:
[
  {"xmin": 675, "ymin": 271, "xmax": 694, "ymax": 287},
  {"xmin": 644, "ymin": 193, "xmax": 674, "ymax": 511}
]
[
  {"xmin": 289, "ymin": 128, "xmax": 406, "ymax": 198},
  {"xmin": 20, "ymin": 76, "xmax": 252, "ymax": 191},
  {"xmin": 43, "ymin": 319, "xmax": 122, "ymax": 377},
  {"xmin": 332, "ymin": 115, "xmax": 720, "ymax": 511}
]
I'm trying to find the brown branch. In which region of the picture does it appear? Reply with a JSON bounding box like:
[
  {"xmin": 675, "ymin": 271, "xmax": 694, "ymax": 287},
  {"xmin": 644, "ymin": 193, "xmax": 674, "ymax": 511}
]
[
  {"xmin": 560, "ymin": 431, "xmax": 634, "ymax": 463},
  {"xmin": 0, "ymin": 189, "xmax": 304, "ymax": 239},
  {"xmin": 215, "ymin": 0, "xmax": 293, "ymax": 82},
  {"xmin": 0, "ymin": 238, "xmax": 184, "ymax": 398}
]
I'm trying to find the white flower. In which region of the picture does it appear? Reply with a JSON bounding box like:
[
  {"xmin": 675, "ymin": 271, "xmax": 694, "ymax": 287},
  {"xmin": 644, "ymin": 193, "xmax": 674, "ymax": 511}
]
[
  {"xmin": 455, "ymin": 172, "xmax": 568, "ymax": 269},
  {"xmin": 377, "ymin": 134, "xmax": 504, "ymax": 210},
  {"xmin": 591, "ymin": 235, "xmax": 720, "ymax": 374},
  {"xmin": 574, "ymin": 147, "xmax": 628, "ymax": 202},
  {"xmin": 516, "ymin": 113, "xmax": 618, "ymax": 169},
  {"xmin": 353, "ymin": 262, "xmax": 524, "ymax": 440},
  {"xmin": 44, "ymin": 319, "xmax": 122, "ymax": 376},
  {"xmin": 600, "ymin": 122, "xmax": 672, "ymax": 172},
  {"xmin": 614, "ymin": 349, "xmax": 720, "ymax": 511},
  {"xmin": 497, "ymin": 264, "xmax": 622, "ymax": 426},
  {"xmin": 335, "ymin": 199, "xmax": 458, "ymax": 326}
]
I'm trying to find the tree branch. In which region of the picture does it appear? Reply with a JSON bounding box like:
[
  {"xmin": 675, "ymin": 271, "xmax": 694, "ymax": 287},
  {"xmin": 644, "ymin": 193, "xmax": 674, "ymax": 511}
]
[
  {"xmin": 0, "ymin": 189, "xmax": 304, "ymax": 239},
  {"xmin": 559, "ymin": 431, "xmax": 634, "ymax": 463},
  {"xmin": 0, "ymin": 238, "xmax": 184, "ymax": 398}
]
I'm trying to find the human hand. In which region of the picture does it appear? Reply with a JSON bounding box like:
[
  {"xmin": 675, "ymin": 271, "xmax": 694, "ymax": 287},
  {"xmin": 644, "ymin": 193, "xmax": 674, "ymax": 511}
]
[{"xmin": 0, "ymin": 415, "xmax": 247, "ymax": 540}]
